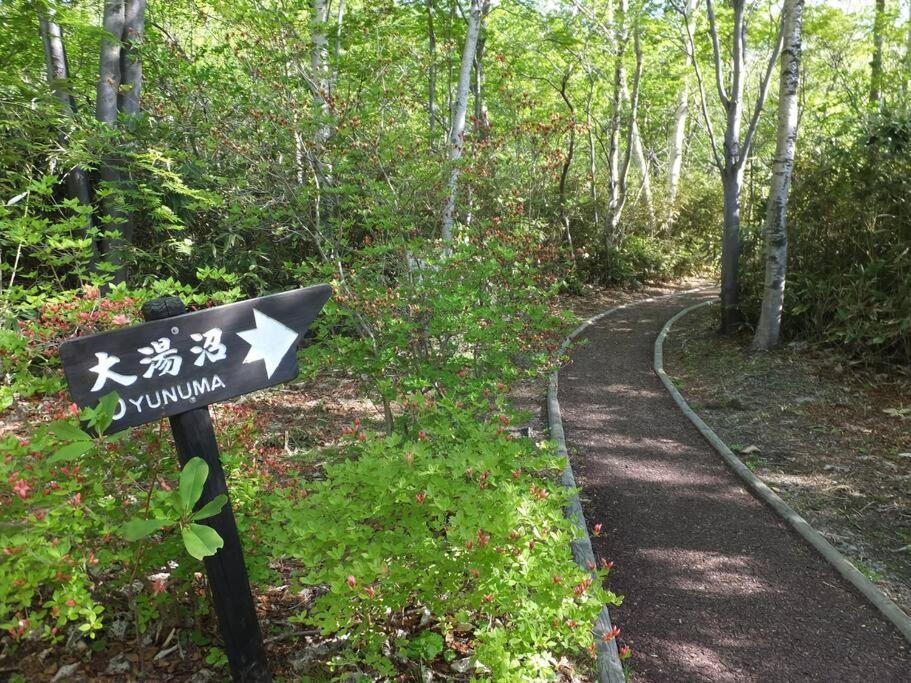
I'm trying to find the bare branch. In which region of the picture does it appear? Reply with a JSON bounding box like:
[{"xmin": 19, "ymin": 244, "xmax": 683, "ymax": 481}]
[
  {"xmin": 614, "ymin": 20, "xmax": 643, "ymax": 222},
  {"xmin": 705, "ymin": 0, "xmax": 730, "ymax": 107},
  {"xmin": 675, "ymin": 0, "xmax": 723, "ymax": 169},
  {"xmin": 740, "ymin": 11, "xmax": 785, "ymax": 167}
]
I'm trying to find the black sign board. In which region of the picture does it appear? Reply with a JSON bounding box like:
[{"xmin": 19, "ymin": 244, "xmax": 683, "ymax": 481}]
[
  {"xmin": 59, "ymin": 284, "xmax": 332, "ymax": 432},
  {"xmin": 57, "ymin": 285, "xmax": 332, "ymax": 682}
]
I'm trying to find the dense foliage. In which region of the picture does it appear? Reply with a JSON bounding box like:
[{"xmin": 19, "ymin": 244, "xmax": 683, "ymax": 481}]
[
  {"xmin": 743, "ymin": 110, "xmax": 911, "ymax": 361},
  {"xmin": 1, "ymin": 0, "xmax": 910, "ymax": 678}
]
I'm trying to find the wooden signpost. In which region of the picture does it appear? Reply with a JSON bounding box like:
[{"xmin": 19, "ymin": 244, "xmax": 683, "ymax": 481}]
[{"xmin": 58, "ymin": 284, "xmax": 332, "ymax": 682}]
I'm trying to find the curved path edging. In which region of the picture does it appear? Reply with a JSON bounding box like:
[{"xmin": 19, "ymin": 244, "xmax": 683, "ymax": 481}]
[
  {"xmin": 653, "ymin": 299, "xmax": 911, "ymax": 645},
  {"xmin": 547, "ymin": 286, "xmax": 711, "ymax": 683}
]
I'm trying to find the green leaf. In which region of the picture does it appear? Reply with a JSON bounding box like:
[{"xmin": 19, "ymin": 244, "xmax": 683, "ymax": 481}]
[
  {"xmin": 191, "ymin": 494, "xmax": 228, "ymax": 521},
  {"xmin": 89, "ymin": 391, "xmax": 121, "ymax": 434},
  {"xmin": 49, "ymin": 440, "xmax": 93, "ymax": 463},
  {"xmin": 48, "ymin": 420, "xmax": 89, "ymax": 442},
  {"xmin": 181, "ymin": 523, "xmax": 224, "ymax": 560},
  {"xmin": 179, "ymin": 458, "xmax": 209, "ymax": 514},
  {"xmin": 120, "ymin": 518, "xmax": 172, "ymax": 542}
]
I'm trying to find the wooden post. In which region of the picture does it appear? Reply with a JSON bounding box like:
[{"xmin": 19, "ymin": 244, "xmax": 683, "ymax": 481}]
[{"xmin": 143, "ymin": 296, "xmax": 271, "ymax": 683}]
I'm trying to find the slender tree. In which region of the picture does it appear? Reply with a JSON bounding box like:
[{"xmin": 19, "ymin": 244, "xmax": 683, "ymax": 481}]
[
  {"xmin": 96, "ymin": 0, "xmax": 145, "ymax": 281},
  {"xmin": 557, "ymin": 69, "xmax": 577, "ymax": 266},
  {"xmin": 585, "ymin": 66, "xmax": 599, "ymax": 226},
  {"xmin": 607, "ymin": 9, "xmax": 644, "ymax": 243},
  {"xmin": 678, "ymin": 0, "xmax": 783, "ymax": 333},
  {"xmin": 441, "ymin": 0, "xmax": 489, "ymax": 244},
  {"xmin": 311, "ymin": 0, "xmax": 332, "ymax": 155},
  {"xmin": 754, "ymin": 0, "xmax": 804, "ymax": 350},
  {"xmin": 426, "ymin": 0, "xmax": 439, "ymax": 144},
  {"xmin": 472, "ymin": 18, "xmax": 490, "ymax": 139},
  {"xmin": 905, "ymin": 0, "xmax": 911, "ymax": 97},
  {"xmin": 38, "ymin": 8, "xmax": 97, "ymax": 262},
  {"xmin": 604, "ymin": 0, "xmax": 629, "ymax": 240},
  {"xmin": 871, "ymin": 0, "xmax": 886, "ymax": 105},
  {"xmin": 667, "ymin": 0, "xmax": 698, "ymax": 208},
  {"xmin": 119, "ymin": 0, "xmax": 145, "ymax": 117},
  {"xmin": 628, "ymin": 82, "xmax": 654, "ymax": 231},
  {"xmin": 574, "ymin": 0, "xmax": 642, "ymax": 243}
]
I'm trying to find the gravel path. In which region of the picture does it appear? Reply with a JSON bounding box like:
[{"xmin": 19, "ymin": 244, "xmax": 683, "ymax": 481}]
[{"xmin": 559, "ymin": 291, "xmax": 911, "ymax": 681}]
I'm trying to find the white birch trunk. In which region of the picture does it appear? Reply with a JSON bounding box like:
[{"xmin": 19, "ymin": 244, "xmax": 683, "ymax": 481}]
[
  {"xmin": 607, "ymin": 18, "xmax": 642, "ymax": 242},
  {"xmin": 754, "ymin": 0, "xmax": 804, "ymax": 350},
  {"xmin": 667, "ymin": 84, "xmax": 687, "ymax": 204},
  {"xmin": 441, "ymin": 0, "xmax": 487, "ymax": 243},
  {"xmin": 667, "ymin": 0, "xmax": 698, "ymax": 205},
  {"xmin": 631, "ymin": 117, "xmax": 654, "ymax": 231},
  {"xmin": 605, "ymin": 0, "xmax": 627, "ymax": 241},
  {"xmin": 312, "ymin": 0, "xmax": 331, "ymax": 148}
]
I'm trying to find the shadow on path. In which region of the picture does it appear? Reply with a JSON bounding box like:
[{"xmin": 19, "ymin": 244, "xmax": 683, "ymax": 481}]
[{"xmin": 559, "ymin": 291, "xmax": 910, "ymax": 681}]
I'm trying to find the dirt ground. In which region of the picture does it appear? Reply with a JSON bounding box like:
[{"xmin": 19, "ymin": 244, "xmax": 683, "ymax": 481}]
[{"xmin": 664, "ymin": 304, "xmax": 911, "ymax": 616}]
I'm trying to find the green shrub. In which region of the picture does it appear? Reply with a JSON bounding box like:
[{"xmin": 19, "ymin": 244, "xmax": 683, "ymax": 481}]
[
  {"xmin": 291, "ymin": 221, "xmax": 572, "ymax": 430},
  {"xmin": 264, "ymin": 406, "xmax": 618, "ymax": 679},
  {"xmin": 742, "ymin": 110, "xmax": 911, "ymax": 362}
]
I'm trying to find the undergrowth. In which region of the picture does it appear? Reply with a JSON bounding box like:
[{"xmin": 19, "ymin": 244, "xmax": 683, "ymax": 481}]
[{"xmin": 0, "ymin": 224, "xmax": 621, "ymax": 680}]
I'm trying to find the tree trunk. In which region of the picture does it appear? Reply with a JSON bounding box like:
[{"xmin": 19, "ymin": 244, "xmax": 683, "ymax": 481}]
[
  {"xmin": 558, "ymin": 71, "xmax": 576, "ymax": 267},
  {"xmin": 870, "ymin": 0, "xmax": 886, "ymax": 105},
  {"xmin": 905, "ymin": 0, "xmax": 911, "ymax": 96},
  {"xmin": 96, "ymin": 0, "xmax": 124, "ymax": 127},
  {"xmin": 39, "ymin": 10, "xmax": 97, "ymax": 263},
  {"xmin": 606, "ymin": 14, "xmax": 641, "ymax": 243},
  {"xmin": 720, "ymin": 166, "xmax": 745, "ymax": 332},
  {"xmin": 904, "ymin": 0, "xmax": 911, "ymax": 97},
  {"xmin": 118, "ymin": 0, "xmax": 145, "ymax": 117},
  {"xmin": 441, "ymin": 0, "xmax": 487, "ymax": 244},
  {"xmin": 586, "ymin": 69, "xmax": 599, "ymax": 226},
  {"xmin": 311, "ymin": 0, "xmax": 331, "ymax": 149},
  {"xmin": 473, "ymin": 28, "xmax": 489, "ymax": 139},
  {"xmin": 718, "ymin": 0, "xmax": 745, "ymax": 333},
  {"xmin": 667, "ymin": 0, "xmax": 698, "ymax": 207},
  {"xmin": 754, "ymin": 0, "xmax": 804, "ymax": 350},
  {"xmin": 605, "ymin": 0, "xmax": 628, "ymax": 243},
  {"xmin": 426, "ymin": 0, "xmax": 439, "ymax": 144},
  {"xmin": 682, "ymin": 0, "xmax": 782, "ymax": 333},
  {"xmin": 631, "ymin": 114, "xmax": 654, "ymax": 231},
  {"xmin": 333, "ymin": 0, "xmax": 345, "ymax": 87},
  {"xmin": 96, "ymin": 0, "xmax": 136, "ymax": 281},
  {"xmin": 667, "ymin": 84, "xmax": 687, "ymax": 205}
]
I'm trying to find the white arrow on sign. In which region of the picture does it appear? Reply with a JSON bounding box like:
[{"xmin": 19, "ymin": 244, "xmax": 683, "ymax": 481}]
[{"xmin": 236, "ymin": 309, "xmax": 299, "ymax": 379}]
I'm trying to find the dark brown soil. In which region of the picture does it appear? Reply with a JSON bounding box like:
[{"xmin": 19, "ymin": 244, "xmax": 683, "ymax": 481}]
[{"xmin": 559, "ymin": 290, "xmax": 911, "ymax": 681}]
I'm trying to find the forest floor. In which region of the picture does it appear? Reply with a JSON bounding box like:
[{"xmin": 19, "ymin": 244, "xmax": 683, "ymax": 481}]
[{"xmin": 664, "ymin": 304, "xmax": 911, "ymax": 616}]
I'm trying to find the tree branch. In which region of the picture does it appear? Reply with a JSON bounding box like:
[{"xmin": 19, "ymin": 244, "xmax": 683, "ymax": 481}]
[
  {"xmin": 740, "ymin": 11, "xmax": 784, "ymax": 167},
  {"xmin": 675, "ymin": 0, "xmax": 723, "ymax": 169},
  {"xmin": 705, "ymin": 0, "xmax": 730, "ymax": 107}
]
